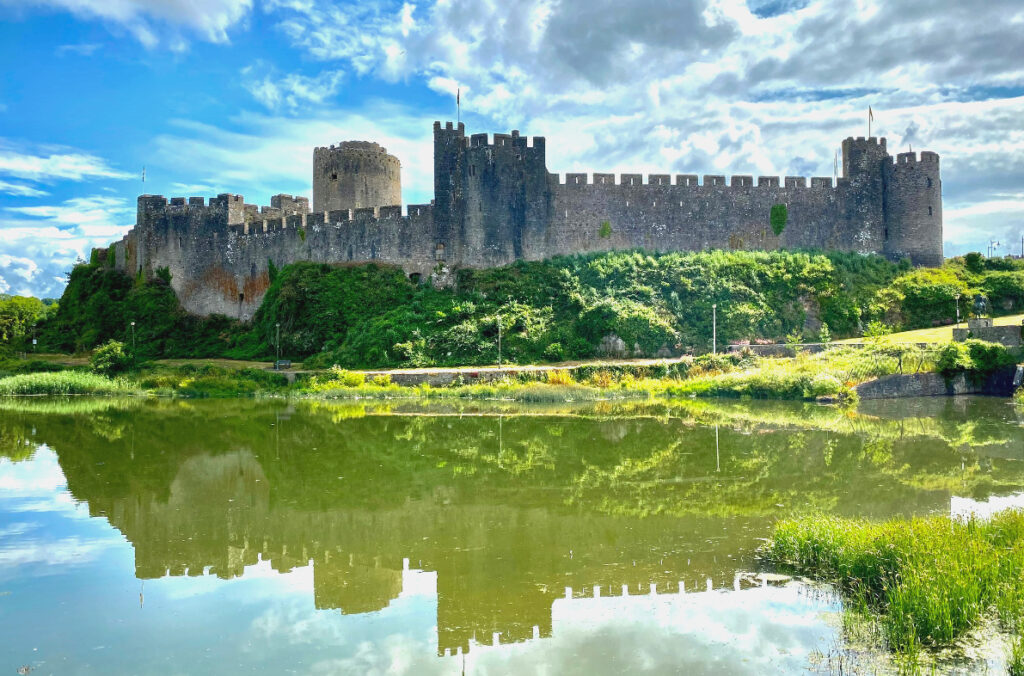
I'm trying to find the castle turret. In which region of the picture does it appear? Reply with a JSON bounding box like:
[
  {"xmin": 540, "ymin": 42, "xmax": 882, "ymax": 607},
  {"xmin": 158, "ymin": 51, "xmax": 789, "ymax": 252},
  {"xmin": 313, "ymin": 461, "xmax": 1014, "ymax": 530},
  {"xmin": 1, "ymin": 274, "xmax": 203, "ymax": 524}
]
[
  {"xmin": 840, "ymin": 136, "xmax": 888, "ymax": 254},
  {"xmin": 884, "ymin": 150, "xmax": 943, "ymax": 267},
  {"xmin": 312, "ymin": 141, "xmax": 401, "ymax": 213},
  {"xmin": 433, "ymin": 121, "xmax": 550, "ymax": 267}
]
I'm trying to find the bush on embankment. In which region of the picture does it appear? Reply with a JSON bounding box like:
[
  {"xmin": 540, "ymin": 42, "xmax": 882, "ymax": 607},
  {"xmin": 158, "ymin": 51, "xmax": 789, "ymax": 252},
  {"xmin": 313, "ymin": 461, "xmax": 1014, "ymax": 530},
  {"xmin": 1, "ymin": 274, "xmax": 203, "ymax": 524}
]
[
  {"xmin": 0, "ymin": 371, "xmax": 131, "ymax": 396},
  {"xmin": 761, "ymin": 511, "xmax": 1024, "ymax": 660}
]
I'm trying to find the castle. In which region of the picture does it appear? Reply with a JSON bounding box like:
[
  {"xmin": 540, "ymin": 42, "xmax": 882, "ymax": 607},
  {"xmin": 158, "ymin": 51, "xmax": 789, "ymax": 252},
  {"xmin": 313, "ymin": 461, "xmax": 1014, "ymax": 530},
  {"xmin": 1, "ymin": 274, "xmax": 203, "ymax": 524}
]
[{"xmin": 104, "ymin": 120, "xmax": 943, "ymax": 319}]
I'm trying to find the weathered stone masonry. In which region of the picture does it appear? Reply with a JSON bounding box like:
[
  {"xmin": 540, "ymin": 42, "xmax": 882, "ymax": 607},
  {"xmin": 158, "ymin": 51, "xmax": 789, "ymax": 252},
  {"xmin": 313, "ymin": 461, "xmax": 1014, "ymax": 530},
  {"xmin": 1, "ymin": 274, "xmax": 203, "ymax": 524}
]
[{"xmin": 107, "ymin": 120, "xmax": 943, "ymax": 319}]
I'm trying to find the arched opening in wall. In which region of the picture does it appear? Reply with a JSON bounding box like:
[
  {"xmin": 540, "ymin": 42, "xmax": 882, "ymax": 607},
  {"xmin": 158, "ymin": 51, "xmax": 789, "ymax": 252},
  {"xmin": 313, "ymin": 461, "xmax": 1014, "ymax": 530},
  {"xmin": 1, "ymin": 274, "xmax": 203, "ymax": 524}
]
[
  {"xmin": 238, "ymin": 293, "xmax": 244, "ymax": 303},
  {"xmin": 409, "ymin": 272, "xmax": 422, "ymax": 284}
]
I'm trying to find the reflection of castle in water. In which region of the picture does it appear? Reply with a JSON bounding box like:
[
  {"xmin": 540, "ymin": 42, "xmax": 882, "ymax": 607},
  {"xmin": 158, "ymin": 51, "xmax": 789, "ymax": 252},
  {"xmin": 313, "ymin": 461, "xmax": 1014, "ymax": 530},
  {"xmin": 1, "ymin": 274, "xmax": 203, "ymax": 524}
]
[
  {"xmin": 12, "ymin": 398, "xmax": 1024, "ymax": 656},
  {"xmin": 116, "ymin": 448, "xmax": 730, "ymax": 653}
]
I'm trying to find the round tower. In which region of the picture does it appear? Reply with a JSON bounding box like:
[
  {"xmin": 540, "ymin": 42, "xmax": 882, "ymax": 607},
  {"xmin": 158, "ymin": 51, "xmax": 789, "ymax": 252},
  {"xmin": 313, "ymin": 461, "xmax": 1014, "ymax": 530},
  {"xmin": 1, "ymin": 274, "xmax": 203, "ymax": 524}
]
[
  {"xmin": 884, "ymin": 151, "xmax": 943, "ymax": 267},
  {"xmin": 312, "ymin": 141, "xmax": 401, "ymax": 213}
]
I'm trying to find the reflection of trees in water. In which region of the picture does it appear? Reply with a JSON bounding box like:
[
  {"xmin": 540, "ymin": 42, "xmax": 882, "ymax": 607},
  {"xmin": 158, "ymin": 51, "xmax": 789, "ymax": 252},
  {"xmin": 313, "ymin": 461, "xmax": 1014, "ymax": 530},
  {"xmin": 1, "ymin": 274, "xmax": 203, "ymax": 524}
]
[{"xmin": 5, "ymin": 397, "xmax": 1024, "ymax": 654}]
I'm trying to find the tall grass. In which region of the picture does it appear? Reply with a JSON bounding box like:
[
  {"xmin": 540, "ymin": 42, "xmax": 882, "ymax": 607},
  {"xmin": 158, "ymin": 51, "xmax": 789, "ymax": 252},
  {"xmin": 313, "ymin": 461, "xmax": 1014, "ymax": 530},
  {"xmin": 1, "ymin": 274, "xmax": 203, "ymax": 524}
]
[
  {"xmin": 761, "ymin": 511, "xmax": 1024, "ymax": 657},
  {"xmin": 0, "ymin": 371, "xmax": 132, "ymax": 396}
]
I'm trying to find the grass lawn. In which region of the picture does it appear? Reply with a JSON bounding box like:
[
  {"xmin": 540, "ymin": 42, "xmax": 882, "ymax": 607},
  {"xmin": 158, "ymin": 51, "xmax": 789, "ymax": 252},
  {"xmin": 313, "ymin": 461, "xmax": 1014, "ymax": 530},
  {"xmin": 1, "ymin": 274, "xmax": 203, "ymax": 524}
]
[{"xmin": 835, "ymin": 313, "xmax": 1024, "ymax": 344}]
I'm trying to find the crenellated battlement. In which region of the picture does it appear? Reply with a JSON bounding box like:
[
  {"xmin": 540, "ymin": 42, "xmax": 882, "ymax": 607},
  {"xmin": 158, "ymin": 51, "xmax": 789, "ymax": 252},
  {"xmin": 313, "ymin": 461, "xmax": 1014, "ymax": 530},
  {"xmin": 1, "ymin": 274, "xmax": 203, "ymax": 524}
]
[
  {"xmin": 894, "ymin": 151, "xmax": 940, "ymax": 166},
  {"xmin": 549, "ymin": 172, "xmax": 837, "ymax": 188},
  {"xmin": 226, "ymin": 202, "xmax": 436, "ymax": 237}
]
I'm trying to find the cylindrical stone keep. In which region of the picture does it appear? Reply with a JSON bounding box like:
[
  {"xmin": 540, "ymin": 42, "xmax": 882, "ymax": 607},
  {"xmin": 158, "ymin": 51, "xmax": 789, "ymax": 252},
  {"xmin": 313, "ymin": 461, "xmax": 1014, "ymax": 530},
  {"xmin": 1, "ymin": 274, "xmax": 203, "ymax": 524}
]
[{"xmin": 312, "ymin": 141, "xmax": 401, "ymax": 213}]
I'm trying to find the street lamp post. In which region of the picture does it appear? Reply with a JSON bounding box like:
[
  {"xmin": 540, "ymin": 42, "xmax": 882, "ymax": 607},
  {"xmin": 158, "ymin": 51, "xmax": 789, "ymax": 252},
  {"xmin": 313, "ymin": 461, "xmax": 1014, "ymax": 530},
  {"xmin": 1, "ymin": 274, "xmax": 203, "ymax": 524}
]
[
  {"xmin": 712, "ymin": 303, "xmax": 717, "ymax": 356},
  {"xmin": 130, "ymin": 321, "xmax": 136, "ymax": 367},
  {"xmin": 275, "ymin": 322, "xmax": 281, "ymax": 369},
  {"xmin": 989, "ymin": 239, "xmax": 1001, "ymax": 258},
  {"xmin": 955, "ymin": 293, "xmax": 961, "ymax": 327},
  {"xmin": 497, "ymin": 314, "xmax": 502, "ymax": 367}
]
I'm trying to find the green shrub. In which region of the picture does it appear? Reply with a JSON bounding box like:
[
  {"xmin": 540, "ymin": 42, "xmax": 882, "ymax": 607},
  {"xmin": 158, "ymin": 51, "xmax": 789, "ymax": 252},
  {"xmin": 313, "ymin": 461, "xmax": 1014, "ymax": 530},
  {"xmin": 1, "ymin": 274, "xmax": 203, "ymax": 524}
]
[
  {"xmin": 90, "ymin": 340, "xmax": 131, "ymax": 375},
  {"xmin": 936, "ymin": 342, "xmax": 973, "ymax": 375},
  {"xmin": 964, "ymin": 339, "xmax": 1016, "ymax": 373}
]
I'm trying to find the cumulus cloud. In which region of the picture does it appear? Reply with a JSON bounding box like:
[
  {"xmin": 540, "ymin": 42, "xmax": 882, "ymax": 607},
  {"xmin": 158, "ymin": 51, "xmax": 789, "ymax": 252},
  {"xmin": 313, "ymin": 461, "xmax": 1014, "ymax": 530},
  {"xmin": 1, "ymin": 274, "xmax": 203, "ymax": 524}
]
[
  {"xmin": 0, "ymin": 195, "xmax": 135, "ymax": 297},
  {"xmin": 3, "ymin": 0, "xmax": 253, "ymax": 47}
]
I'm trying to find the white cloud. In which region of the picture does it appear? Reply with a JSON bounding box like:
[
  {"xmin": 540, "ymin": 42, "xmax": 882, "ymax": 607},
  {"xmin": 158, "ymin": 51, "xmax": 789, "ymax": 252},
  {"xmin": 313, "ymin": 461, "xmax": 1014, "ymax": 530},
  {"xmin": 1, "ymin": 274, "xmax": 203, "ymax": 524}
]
[
  {"xmin": 242, "ymin": 62, "xmax": 346, "ymax": 113},
  {"xmin": 0, "ymin": 196, "xmax": 135, "ymax": 297},
  {"xmin": 0, "ymin": 143, "xmax": 132, "ymax": 182},
  {"xmin": 4, "ymin": 0, "xmax": 253, "ymax": 46},
  {"xmin": 55, "ymin": 42, "xmax": 102, "ymax": 56},
  {"xmin": 0, "ymin": 180, "xmax": 49, "ymax": 197}
]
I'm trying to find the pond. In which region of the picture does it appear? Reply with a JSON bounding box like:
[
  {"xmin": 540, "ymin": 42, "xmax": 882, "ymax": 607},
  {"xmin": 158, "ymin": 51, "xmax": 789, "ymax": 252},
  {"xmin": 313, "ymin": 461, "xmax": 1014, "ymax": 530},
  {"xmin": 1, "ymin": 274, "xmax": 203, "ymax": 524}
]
[{"xmin": 1, "ymin": 396, "xmax": 1023, "ymax": 674}]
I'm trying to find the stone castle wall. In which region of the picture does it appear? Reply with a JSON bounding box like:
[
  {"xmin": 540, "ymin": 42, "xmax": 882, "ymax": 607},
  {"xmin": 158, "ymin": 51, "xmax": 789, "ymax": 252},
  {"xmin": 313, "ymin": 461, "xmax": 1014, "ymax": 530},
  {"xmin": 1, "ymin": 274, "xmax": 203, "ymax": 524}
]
[{"xmin": 107, "ymin": 120, "xmax": 943, "ymax": 319}]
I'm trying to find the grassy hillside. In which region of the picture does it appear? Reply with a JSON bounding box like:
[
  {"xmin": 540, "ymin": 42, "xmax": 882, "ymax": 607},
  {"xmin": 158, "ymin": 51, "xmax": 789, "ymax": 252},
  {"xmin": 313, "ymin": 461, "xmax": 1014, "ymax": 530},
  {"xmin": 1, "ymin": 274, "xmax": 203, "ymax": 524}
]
[{"xmin": 36, "ymin": 249, "xmax": 1024, "ymax": 369}]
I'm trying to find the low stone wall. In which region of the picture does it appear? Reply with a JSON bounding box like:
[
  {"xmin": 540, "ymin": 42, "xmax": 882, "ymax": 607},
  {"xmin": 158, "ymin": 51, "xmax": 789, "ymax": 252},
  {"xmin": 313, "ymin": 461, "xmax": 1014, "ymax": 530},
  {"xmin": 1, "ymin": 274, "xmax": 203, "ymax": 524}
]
[
  {"xmin": 855, "ymin": 366, "xmax": 1019, "ymax": 399},
  {"xmin": 728, "ymin": 342, "xmax": 934, "ymax": 357}
]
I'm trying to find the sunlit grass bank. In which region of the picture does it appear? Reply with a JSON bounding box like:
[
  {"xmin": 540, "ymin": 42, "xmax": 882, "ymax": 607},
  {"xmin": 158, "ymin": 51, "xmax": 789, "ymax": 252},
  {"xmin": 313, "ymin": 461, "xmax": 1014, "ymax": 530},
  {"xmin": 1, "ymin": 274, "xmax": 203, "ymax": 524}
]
[
  {"xmin": 761, "ymin": 512, "xmax": 1024, "ymax": 665},
  {"xmin": 0, "ymin": 371, "xmax": 132, "ymax": 396}
]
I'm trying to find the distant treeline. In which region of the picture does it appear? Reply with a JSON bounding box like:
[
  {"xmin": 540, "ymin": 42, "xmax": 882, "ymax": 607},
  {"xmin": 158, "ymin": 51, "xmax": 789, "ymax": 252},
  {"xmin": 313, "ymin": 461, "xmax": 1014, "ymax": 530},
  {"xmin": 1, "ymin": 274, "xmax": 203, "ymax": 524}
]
[{"xmin": 28, "ymin": 249, "xmax": 1024, "ymax": 368}]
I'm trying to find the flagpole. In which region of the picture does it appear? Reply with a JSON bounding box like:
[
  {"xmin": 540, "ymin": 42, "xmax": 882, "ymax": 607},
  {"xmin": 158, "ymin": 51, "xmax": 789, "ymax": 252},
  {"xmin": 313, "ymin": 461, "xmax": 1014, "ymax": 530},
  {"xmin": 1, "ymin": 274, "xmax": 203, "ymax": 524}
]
[{"xmin": 457, "ymin": 87, "xmax": 460, "ymax": 125}]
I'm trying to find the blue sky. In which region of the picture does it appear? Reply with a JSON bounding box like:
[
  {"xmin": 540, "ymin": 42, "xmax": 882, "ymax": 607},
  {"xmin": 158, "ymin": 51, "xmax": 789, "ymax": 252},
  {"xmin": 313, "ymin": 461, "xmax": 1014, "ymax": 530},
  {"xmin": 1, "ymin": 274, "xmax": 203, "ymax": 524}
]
[{"xmin": 1, "ymin": 0, "xmax": 1022, "ymax": 298}]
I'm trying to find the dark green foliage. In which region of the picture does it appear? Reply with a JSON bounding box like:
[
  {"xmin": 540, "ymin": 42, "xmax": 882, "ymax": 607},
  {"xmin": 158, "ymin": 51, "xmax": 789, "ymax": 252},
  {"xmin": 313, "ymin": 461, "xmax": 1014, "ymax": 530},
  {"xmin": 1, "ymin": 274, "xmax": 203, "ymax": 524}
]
[
  {"xmin": 47, "ymin": 249, "xmax": 1024, "ymax": 370},
  {"xmin": 982, "ymin": 271, "xmax": 1024, "ymax": 312},
  {"xmin": 598, "ymin": 221, "xmax": 612, "ymax": 238},
  {"xmin": 770, "ymin": 203, "xmax": 787, "ymax": 236},
  {"xmin": 39, "ymin": 262, "xmax": 243, "ymax": 358}
]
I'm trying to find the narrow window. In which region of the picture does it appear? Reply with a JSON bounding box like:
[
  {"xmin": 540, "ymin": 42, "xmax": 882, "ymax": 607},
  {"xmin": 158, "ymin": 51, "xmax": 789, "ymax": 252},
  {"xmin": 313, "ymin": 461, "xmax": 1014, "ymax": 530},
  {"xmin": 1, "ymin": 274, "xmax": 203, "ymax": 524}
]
[
  {"xmin": 927, "ymin": 177, "xmax": 932, "ymax": 188},
  {"xmin": 928, "ymin": 206, "xmax": 933, "ymax": 216},
  {"xmin": 238, "ymin": 293, "xmax": 244, "ymax": 303},
  {"xmin": 330, "ymin": 172, "xmax": 338, "ymax": 180},
  {"xmin": 884, "ymin": 227, "xmax": 889, "ymax": 239}
]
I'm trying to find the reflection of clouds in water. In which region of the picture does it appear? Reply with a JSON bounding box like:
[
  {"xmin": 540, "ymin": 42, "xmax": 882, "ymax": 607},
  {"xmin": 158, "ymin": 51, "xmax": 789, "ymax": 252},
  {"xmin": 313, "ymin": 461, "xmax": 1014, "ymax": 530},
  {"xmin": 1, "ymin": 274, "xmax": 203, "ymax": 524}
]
[
  {"xmin": 0, "ymin": 535, "xmax": 115, "ymax": 571},
  {"xmin": 300, "ymin": 584, "xmax": 838, "ymax": 676},
  {"xmin": 0, "ymin": 446, "xmax": 66, "ymax": 495},
  {"xmin": 0, "ymin": 446, "xmax": 92, "ymax": 519},
  {"xmin": 309, "ymin": 634, "xmax": 451, "ymax": 676},
  {"xmin": 0, "ymin": 448, "xmax": 122, "ymax": 579},
  {"xmin": 456, "ymin": 585, "xmax": 838, "ymax": 675},
  {"xmin": 951, "ymin": 491, "xmax": 1024, "ymax": 520}
]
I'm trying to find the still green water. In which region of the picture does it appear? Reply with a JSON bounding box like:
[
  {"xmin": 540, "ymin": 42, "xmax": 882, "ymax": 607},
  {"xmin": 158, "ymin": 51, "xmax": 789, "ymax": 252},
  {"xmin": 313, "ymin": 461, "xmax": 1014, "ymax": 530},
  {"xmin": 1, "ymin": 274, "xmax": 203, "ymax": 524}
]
[{"xmin": 1, "ymin": 396, "xmax": 1023, "ymax": 674}]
